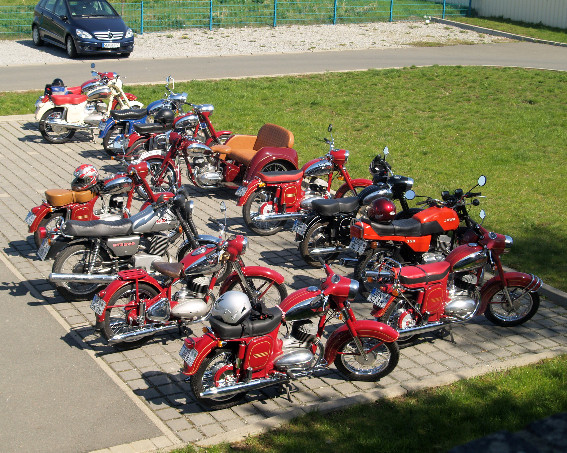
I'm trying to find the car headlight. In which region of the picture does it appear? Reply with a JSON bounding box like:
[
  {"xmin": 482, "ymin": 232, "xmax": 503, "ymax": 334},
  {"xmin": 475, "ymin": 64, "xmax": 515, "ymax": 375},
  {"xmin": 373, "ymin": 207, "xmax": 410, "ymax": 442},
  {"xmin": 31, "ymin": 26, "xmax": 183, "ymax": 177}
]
[
  {"xmin": 125, "ymin": 28, "xmax": 134, "ymax": 39},
  {"xmin": 76, "ymin": 29, "xmax": 92, "ymax": 39}
]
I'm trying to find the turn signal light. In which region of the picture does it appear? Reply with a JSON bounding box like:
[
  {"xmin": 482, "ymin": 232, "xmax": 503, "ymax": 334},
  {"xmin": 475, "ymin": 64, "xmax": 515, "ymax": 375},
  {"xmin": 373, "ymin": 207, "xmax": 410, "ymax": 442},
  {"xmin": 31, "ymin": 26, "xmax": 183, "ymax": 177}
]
[
  {"xmin": 370, "ymin": 241, "xmax": 378, "ymax": 249},
  {"xmin": 202, "ymin": 327, "xmax": 208, "ymax": 333}
]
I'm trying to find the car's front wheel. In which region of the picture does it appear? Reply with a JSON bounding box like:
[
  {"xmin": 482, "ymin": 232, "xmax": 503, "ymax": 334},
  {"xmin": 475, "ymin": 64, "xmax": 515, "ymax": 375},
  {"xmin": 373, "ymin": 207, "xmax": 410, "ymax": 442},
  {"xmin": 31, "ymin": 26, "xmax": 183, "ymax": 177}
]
[{"xmin": 66, "ymin": 36, "xmax": 78, "ymax": 59}]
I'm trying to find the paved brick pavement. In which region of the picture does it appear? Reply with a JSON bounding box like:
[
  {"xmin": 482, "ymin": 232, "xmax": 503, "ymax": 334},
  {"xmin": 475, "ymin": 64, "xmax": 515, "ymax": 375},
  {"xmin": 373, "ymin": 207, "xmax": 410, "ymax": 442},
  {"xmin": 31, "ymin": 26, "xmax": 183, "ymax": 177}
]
[{"xmin": 1, "ymin": 115, "xmax": 566, "ymax": 452}]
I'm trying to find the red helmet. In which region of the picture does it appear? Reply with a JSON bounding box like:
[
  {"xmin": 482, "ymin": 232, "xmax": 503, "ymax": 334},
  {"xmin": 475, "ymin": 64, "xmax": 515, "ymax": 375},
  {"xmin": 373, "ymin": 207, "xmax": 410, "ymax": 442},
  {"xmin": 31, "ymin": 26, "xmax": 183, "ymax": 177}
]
[
  {"xmin": 367, "ymin": 198, "xmax": 396, "ymax": 223},
  {"xmin": 71, "ymin": 164, "xmax": 98, "ymax": 191}
]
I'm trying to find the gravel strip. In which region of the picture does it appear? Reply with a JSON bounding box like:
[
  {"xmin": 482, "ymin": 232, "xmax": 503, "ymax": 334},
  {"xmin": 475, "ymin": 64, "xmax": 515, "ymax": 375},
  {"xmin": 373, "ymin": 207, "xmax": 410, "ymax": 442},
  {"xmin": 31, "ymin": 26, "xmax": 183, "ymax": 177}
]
[{"xmin": 3, "ymin": 22, "xmax": 507, "ymax": 66}]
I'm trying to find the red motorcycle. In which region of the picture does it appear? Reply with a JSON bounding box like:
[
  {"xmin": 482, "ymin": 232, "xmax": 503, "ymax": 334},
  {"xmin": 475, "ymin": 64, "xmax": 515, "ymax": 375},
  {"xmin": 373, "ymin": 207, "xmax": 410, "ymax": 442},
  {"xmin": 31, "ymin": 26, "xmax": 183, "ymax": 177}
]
[
  {"xmin": 236, "ymin": 125, "xmax": 372, "ymax": 236},
  {"xmin": 180, "ymin": 264, "xmax": 399, "ymax": 410},
  {"xmin": 91, "ymin": 231, "xmax": 288, "ymax": 348},
  {"xmin": 137, "ymin": 122, "xmax": 298, "ymax": 194},
  {"xmin": 367, "ymin": 210, "xmax": 542, "ymax": 344},
  {"xmin": 25, "ymin": 162, "xmax": 159, "ymax": 251},
  {"xmin": 351, "ymin": 176, "xmax": 488, "ymax": 296}
]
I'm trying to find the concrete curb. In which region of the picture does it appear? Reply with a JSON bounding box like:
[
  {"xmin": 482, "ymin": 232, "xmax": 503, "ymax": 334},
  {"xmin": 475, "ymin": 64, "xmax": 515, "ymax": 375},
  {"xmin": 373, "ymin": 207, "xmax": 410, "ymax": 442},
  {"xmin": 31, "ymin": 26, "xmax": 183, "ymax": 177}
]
[{"xmin": 432, "ymin": 18, "xmax": 567, "ymax": 48}]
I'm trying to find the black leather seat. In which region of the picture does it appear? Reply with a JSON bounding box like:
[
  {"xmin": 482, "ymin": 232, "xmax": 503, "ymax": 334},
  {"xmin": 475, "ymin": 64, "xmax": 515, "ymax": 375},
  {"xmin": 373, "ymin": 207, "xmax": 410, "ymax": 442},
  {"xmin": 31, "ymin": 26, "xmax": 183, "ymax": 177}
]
[
  {"xmin": 62, "ymin": 218, "xmax": 133, "ymax": 237},
  {"xmin": 311, "ymin": 197, "xmax": 360, "ymax": 216},
  {"xmin": 133, "ymin": 123, "xmax": 171, "ymax": 134},
  {"xmin": 209, "ymin": 307, "xmax": 282, "ymax": 340},
  {"xmin": 369, "ymin": 217, "xmax": 423, "ymax": 236},
  {"xmin": 110, "ymin": 108, "xmax": 147, "ymax": 121}
]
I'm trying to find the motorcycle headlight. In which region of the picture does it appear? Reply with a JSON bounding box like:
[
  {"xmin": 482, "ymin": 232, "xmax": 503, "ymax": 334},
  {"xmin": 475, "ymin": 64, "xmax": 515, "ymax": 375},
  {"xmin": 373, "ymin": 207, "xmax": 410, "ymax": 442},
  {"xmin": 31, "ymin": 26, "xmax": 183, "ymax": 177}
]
[
  {"xmin": 241, "ymin": 236, "xmax": 248, "ymax": 255},
  {"xmin": 76, "ymin": 29, "xmax": 92, "ymax": 39},
  {"xmin": 125, "ymin": 28, "xmax": 134, "ymax": 39},
  {"xmin": 348, "ymin": 279, "xmax": 359, "ymax": 301}
]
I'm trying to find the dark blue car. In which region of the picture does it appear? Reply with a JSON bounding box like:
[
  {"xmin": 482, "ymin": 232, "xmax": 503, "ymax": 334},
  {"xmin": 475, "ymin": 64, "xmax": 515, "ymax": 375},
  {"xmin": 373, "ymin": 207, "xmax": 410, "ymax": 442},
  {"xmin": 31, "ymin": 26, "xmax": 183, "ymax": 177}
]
[{"xmin": 32, "ymin": 0, "xmax": 134, "ymax": 58}]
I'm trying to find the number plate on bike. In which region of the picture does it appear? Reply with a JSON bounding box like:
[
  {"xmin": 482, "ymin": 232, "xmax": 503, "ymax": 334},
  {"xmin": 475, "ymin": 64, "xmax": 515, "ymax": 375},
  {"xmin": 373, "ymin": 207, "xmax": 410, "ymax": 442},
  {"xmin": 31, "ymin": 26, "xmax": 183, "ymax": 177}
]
[
  {"xmin": 90, "ymin": 295, "xmax": 106, "ymax": 316},
  {"xmin": 367, "ymin": 288, "xmax": 390, "ymax": 309},
  {"xmin": 36, "ymin": 238, "xmax": 51, "ymax": 261},
  {"xmin": 292, "ymin": 220, "xmax": 307, "ymax": 236},
  {"xmin": 179, "ymin": 343, "xmax": 198, "ymax": 366},
  {"xmin": 25, "ymin": 211, "xmax": 36, "ymax": 226},
  {"xmin": 349, "ymin": 237, "xmax": 366, "ymax": 255},
  {"xmin": 235, "ymin": 186, "xmax": 247, "ymax": 197}
]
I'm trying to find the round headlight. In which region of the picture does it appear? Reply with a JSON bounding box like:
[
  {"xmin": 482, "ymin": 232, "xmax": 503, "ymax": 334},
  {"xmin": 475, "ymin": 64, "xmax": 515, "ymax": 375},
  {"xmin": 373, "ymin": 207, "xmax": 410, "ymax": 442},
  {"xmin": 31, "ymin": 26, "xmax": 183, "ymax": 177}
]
[
  {"xmin": 348, "ymin": 279, "xmax": 359, "ymax": 301},
  {"xmin": 241, "ymin": 236, "xmax": 248, "ymax": 255}
]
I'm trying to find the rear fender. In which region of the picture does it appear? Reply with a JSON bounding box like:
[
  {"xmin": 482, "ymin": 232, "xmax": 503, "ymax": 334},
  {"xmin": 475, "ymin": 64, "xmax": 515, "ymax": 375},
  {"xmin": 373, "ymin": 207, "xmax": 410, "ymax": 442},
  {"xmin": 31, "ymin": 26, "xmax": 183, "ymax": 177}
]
[
  {"xmin": 243, "ymin": 147, "xmax": 299, "ymax": 185},
  {"xmin": 28, "ymin": 204, "xmax": 56, "ymax": 233},
  {"xmin": 479, "ymin": 272, "xmax": 543, "ymax": 314},
  {"xmin": 35, "ymin": 100, "xmax": 55, "ymax": 121},
  {"xmin": 99, "ymin": 117, "xmax": 116, "ymax": 138},
  {"xmin": 236, "ymin": 178, "xmax": 262, "ymax": 206},
  {"xmin": 335, "ymin": 178, "xmax": 372, "ymax": 198},
  {"xmin": 125, "ymin": 93, "xmax": 138, "ymax": 101},
  {"xmin": 219, "ymin": 266, "xmax": 285, "ymax": 294},
  {"xmin": 324, "ymin": 320, "xmax": 399, "ymax": 364},
  {"xmin": 181, "ymin": 334, "xmax": 219, "ymax": 375}
]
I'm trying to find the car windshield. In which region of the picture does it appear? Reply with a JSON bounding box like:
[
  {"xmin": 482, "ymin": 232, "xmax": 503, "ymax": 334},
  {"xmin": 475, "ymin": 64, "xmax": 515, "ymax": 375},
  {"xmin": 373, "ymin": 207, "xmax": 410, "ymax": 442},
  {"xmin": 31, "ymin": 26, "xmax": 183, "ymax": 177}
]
[{"xmin": 68, "ymin": 0, "xmax": 116, "ymax": 17}]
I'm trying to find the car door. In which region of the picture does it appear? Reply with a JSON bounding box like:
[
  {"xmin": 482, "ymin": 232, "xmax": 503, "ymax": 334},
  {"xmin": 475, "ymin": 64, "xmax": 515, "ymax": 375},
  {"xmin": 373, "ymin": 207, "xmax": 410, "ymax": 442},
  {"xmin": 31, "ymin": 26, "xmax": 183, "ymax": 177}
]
[
  {"xmin": 50, "ymin": 0, "xmax": 70, "ymax": 45},
  {"xmin": 36, "ymin": 0, "xmax": 58, "ymax": 41}
]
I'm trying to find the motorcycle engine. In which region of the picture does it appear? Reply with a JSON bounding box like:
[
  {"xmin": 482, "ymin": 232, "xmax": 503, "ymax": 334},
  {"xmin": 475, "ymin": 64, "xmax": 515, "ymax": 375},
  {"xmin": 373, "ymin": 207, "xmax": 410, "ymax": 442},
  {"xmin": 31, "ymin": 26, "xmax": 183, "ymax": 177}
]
[
  {"xmin": 84, "ymin": 102, "xmax": 105, "ymax": 126},
  {"xmin": 170, "ymin": 276, "xmax": 210, "ymax": 321},
  {"xmin": 190, "ymin": 155, "xmax": 223, "ymax": 187},
  {"xmin": 444, "ymin": 272, "xmax": 480, "ymax": 319},
  {"xmin": 421, "ymin": 234, "xmax": 452, "ymax": 264},
  {"xmin": 299, "ymin": 178, "xmax": 330, "ymax": 210}
]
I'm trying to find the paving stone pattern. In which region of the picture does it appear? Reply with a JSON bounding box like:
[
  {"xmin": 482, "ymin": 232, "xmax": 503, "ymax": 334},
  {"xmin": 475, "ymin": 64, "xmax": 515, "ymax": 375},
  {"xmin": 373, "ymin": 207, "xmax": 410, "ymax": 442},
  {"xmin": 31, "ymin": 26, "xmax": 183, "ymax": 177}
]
[{"xmin": 1, "ymin": 117, "xmax": 566, "ymax": 450}]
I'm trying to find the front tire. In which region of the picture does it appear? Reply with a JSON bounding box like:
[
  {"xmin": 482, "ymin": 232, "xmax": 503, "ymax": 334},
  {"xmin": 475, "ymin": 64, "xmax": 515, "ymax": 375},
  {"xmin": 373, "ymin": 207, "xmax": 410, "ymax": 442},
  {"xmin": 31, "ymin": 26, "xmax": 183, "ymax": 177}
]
[
  {"xmin": 224, "ymin": 276, "xmax": 287, "ymax": 309},
  {"xmin": 334, "ymin": 336, "xmax": 399, "ymax": 381},
  {"xmin": 484, "ymin": 286, "xmax": 540, "ymax": 327},
  {"xmin": 51, "ymin": 243, "xmax": 112, "ymax": 301},
  {"xmin": 335, "ymin": 182, "xmax": 371, "ymax": 199},
  {"xmin": 242, "ymin": 189, "xmax": 286, "ymax": 236},
  {"xmin": 136, "ymin": 157, "xmax": 180, "ymax": 198},
  {"xmin": 354, "ymin": 247, "xmax": 402, "ymax": 297},
  {"xmin": 379, "ymin": 298, "xmax": 419, "ymax": 344},
  {"xmin": 102, "ymin": 124, "xmax": 126, "ymax": 154},
  {"xmin": 299, "ymin": 220, "xmax": 339, "ymax": 268},
  {"xmin": 190, "ymin": 349, "xmax": 246, "ymax": 410},
  {"xmin": 66, "ymin": 36, "xmax": 78, "ymax": 59},
  {"xmin": 39, "ymin": 108, "xmax": 76, "ymax": 144}
]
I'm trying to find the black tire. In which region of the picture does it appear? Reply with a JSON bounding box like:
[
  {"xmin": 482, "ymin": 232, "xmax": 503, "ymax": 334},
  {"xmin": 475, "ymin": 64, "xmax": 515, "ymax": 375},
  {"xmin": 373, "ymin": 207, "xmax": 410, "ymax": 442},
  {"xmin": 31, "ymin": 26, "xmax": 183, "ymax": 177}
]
[
  {"xmin": 299, "ymin": 220, "xmax": 339, "ymax": 268},
  {"xmin": 190, "ymin": 349, "xmax": 246, "ymax": 410},
  {"xmin": 33, "ymin": 213, "xmax": 64, "ymax": 249},
  {"xmin": 32, "ymin": 25, "xmax": 43, "ymax": 46},
  {"xmin": 102, "ymin": 123, "xmax": 126, "ymax": 154},
  {"xmin": 335, "ymin": 183, "xmax": 371, "ymax": 199},
  {"xmin": 136, "ymin": 157, "xmax": 180, "ymax": 198},
  {"xmin": 260, "ymin": 161, "xmax": 293, "ymax": 173},
  {"xmin": 51, "ymin": 243, "xmax": 112, "ymax": 301},
  {"xmin": 484, "ymin": 286, "xmax": 540, "ymax": 327},
  {"xmin": 242, "ymin": 188, "xmax": 286, "ymax": 236},
  {"xmin": 66, "ymin": 36, "xmax": 78, "ymax": 58},
  {"xmin": 334, "ymin": 335, "xmax": 399, "ymax": 381},
  {"xmin": 39, "ymin": 108, "xmax": 76, "ymax": 144},
  {"xmin": 124, "ymin": 138, "xmax": 150, "ymax": 161},
  {"xmin": 354, "ymin": 247, "xmax": 403, "ymax": 298},
  {"xmin": 224, "ymin": 276, "xmax": 287, "ymax": 309},
  {"xmin": 101, "ymin": 282, "xmax": 159, "ymax": 348},
  {"xmin": 378, "ymin": 298, "xmax": 419, "ymax": 344}
]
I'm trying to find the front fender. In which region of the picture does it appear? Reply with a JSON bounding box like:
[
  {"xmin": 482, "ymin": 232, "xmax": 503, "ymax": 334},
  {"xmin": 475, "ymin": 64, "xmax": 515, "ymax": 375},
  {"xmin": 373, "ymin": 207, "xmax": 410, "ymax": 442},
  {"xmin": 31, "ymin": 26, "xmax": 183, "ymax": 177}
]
[
  {"xmin": 236, "ymin": 178, "xmax": 262, "ymax": 206},
  {"xmin": 243, "ymin": 147, "xmax": 299, "ymax": 185},
  {"xmin": 324, "ymin": 320, "xmax": 399, "ymax": 364},
  {"xmin": 181, "ymin": 335, "xmax": 219, "ymax": 375},
  {"xmin": 219, "ymin": 266, "xmax": 285, "ymax": 294},
  {"xmin": 479, "ymin": 272, "xmax": 543, "ymax": 314},
  {"xmin": 335, "ymin": 179, "xmax": 372, "ymax": 198}
]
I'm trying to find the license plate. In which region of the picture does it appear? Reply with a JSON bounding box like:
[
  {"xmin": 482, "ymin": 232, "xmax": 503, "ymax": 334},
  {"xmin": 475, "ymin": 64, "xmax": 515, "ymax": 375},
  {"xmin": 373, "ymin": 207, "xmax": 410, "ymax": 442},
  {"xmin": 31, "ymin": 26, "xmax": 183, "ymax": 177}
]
[
  {"xmin": 103, "ymin": 42, "xmax": 120, "ymax": 48},
  {"xmin": 349, "ymin": 237, "xmax": 367, "ymax": 255},
  {"xmin": 368, "ymin": 288, "xmax": 391, "ymax": 309},
  {"xmin": 292, "ymin": 220, "xmax": 307, "ymax": 236},
  {"xmin": 37, "ymin": 238, "xmax": 51, "ymax": 261},
  {"xmin": 179, "ymin": 343, "xmax": 198, "ymax": 366},
  {"xmin": 90, "ymin": 294, "xmax": 106, "ymax": 316},
  {"xmin": 25, "ymin": 211, "xmax": 36, "ymax": 226},
  {"xmin": 235, "ymin": 186, "xmax": 247, "ymax": 197}
]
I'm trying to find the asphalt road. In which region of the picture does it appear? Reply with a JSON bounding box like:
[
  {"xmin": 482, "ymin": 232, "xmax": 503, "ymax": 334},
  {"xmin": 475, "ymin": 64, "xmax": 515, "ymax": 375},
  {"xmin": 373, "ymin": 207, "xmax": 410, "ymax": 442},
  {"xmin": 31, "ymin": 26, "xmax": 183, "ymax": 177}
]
[{"xmin": 2, "ymin": 42, "xmax": 567, "ymax": 92}]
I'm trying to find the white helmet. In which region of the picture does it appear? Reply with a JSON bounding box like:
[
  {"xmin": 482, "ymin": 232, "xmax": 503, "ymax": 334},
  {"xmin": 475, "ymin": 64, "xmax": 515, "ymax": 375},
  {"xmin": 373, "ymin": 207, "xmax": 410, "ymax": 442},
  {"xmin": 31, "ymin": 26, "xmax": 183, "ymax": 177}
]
[{"xmin": 211, "ymin": 291, "xmax": 252, "ymax": 325}]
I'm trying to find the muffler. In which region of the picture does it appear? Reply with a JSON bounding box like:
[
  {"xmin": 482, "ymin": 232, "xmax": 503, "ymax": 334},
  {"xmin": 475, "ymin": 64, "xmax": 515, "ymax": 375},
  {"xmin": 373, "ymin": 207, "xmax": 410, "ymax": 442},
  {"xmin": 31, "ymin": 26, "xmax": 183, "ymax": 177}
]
[
  {"xmin": 49, "ymin": 273, "xmax": 119, "ymax": 284},
  {"xmin": 46, "ymin": 118, "xmax": 95, "ymax": 131},
  {"xmin": 108, "ymin": 323, "xmax": 178, "ymax": 344},
  {"xmin": 309, "ymin": 246, "xmax": 344, "ymax": 256},
  {"xmin": 199, "ymin": 374, "xmax": 289, "ymax": 398},
  {"xmin": 253, "ymin": 212, "xmax": 306, "ymax": 222}
]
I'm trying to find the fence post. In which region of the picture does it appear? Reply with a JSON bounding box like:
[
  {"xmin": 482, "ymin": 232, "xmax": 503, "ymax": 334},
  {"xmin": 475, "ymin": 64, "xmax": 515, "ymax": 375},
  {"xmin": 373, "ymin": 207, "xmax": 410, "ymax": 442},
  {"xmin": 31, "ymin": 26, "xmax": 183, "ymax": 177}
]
[
  {"xmin": 333, "ymin": 0, "xmax": 337, "ymax": 24},
  {"xmin": 442, "ymin": 0, "xmax": 446, "ymax": 19},
  {"xmin": 140, "ymin": 1, "xmax": 144, "ymax": 34},
  {"xmin": 467, "ymin": 0, "xmax": 472, "ymax": 17},
  {"xmin": 209, "ymin": 0, "xmax": 213, "ymax": 30},
  {"xmin": 273, "ymin": 0, "xmax": 277, "ymax": 27},
  {"xmin": 389, "ymin": 0, "xmax": 394, "ymax": 22}
]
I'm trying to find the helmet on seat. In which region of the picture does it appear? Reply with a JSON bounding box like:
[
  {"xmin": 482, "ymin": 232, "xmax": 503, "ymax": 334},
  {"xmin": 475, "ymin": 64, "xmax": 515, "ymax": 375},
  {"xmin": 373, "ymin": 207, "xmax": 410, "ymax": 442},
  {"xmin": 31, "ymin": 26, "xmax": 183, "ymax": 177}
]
[
  {"xmin": 71, "ymin": 164, "xmax": 98, "ymax": 191},
  {"xmin": 52, "ymin": 78, "xmax": 65, "ymax": 87},
  {"xmin": 210, "ymin": 291, "xmax": 252, "ymax": 325},
  {"xmin": 367, "ymin": 197, "xmax": 396, "ymax": 223},
  {"xmin": 154, "ymin": 108, "xmax": 175, "ymax": 125}
]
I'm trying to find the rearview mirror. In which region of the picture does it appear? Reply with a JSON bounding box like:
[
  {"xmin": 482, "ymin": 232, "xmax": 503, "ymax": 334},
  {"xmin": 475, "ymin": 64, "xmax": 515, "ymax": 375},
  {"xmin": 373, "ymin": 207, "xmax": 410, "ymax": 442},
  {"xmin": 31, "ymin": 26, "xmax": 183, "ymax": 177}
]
[
  {"xmin": 405, "ymin": 190, "xmax": 415, "ymax": 200},
  {"xmin": 478, "ymin": 175, "xmax": 486, "ymax": 187}
]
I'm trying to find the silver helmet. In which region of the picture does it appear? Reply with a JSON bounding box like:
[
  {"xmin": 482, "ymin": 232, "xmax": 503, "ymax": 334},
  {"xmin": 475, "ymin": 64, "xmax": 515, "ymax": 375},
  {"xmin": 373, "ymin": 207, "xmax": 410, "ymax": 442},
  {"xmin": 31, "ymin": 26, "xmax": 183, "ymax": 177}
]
[{"xmin": 210, "ymin": 291, "xmax": 252, "ymax": 325}]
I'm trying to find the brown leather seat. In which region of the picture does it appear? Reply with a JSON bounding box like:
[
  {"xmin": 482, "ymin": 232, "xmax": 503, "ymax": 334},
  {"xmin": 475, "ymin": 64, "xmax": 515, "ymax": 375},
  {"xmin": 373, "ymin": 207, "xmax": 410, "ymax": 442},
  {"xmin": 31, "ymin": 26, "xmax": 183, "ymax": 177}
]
[
  {"xmin": 45, "ymin": 188, "xmax": 95, "ymax": 207},
  {"xmin": 210, "ymin": 123, "xmax": 294, "ymax": 165}
]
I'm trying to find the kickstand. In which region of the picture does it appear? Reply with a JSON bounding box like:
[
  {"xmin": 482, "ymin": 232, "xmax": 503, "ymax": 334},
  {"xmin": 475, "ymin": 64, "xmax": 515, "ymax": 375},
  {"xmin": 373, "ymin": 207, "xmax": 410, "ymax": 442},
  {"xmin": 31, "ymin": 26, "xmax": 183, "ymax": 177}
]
[
  {"xmin": 283, "ymin": 382, "xmax": 292, "ymax": 402},
  {"xmin": 446, "ymin": 325, "xmax": 455, "ymax": 344}
]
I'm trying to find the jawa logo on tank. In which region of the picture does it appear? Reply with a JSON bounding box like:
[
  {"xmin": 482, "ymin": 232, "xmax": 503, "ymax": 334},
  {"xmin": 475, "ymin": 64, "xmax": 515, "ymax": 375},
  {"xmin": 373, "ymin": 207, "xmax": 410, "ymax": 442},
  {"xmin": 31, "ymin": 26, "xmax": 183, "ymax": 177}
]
[
  {"xmin": 444, "ymin": 217, "xmax": 457, "ymax": 223},
  {"xmin": 113, "ymin": 242, "xmax": 136, "ymax": 247}
]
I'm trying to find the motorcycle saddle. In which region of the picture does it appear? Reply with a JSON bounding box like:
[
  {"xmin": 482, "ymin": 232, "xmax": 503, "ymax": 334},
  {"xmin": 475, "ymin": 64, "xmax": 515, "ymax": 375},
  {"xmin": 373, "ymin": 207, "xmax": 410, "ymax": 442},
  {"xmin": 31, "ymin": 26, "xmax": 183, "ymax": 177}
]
[
  {"xmin": 51, "ymin": 94, "xmax": 88, "ymax": 106},
  {"xmin": 45, "ymin": 188, "xmax": 95, "ymax": 206},
  {"xmin": 133, "ymin": 122, "xmax": 171, "ymax": 134},
  {"xmin": 62, "ymin": 218, "xmax": 133, "ymax": 237},
  {"xmin": 311, "ymin": 196, "xmax": 360, "ymax": 216},
  {"xmin": 208, "ymin": 307, "xmax": 282, "ymax": 340},
  {"xmin": 258, "ymin": 170, "xmax": 303, "ymax": 183},
  {"xmin": 369, "ymin": 218, "xmax": 446, "ymax": 237},
  {"xmin": 151, "ymin": 261, "xmax": 184, "ymax": 278},
  {"xmin": 110, "ymin": 108, "xmax": 147, "ymax": 121},
  {"xmin": 399, "ymin": 261, "xmax": 450, "ymax": 288}
]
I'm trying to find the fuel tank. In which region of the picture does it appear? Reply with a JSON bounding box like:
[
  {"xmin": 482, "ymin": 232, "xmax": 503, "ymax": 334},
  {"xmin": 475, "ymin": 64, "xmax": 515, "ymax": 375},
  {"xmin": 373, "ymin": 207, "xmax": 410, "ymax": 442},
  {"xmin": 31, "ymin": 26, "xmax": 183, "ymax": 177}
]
[{"xmin": 445, "ymin": 243, "xmax": 487, "ymax": 272}]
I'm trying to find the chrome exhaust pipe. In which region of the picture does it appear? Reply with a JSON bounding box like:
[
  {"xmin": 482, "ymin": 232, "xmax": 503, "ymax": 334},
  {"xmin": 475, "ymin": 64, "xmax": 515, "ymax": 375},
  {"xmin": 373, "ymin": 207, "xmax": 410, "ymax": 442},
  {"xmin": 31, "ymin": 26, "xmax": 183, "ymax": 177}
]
[
  {"xmin": 310, "ymin": 246, "xmax": 345, "ymax": 255},
  {"xmin": 46, "ymin": 118, "xmax": 95, "ymax": 131},
  {"xmin": 200, "ymin": 375, "xmax": 289, "ymax": 398},
  {"xmin": 253, "ymin": 212, "xmax": 306, "ymax": 222},
  {"xmin": 108, "ymin": 324, "xmax": 179, "ymax": 344},
  {"xmin": 49, "ymin": 273, "xmax": 119, "ymax": 284},
  {"xmin": 339, "ymin": 257, "xmax": 358, "ymax": 267}
]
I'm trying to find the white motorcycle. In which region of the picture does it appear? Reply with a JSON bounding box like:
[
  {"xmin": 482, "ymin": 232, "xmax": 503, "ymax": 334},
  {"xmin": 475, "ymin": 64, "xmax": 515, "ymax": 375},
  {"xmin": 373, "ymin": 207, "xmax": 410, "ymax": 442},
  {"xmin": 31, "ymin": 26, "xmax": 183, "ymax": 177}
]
[{"xmin": 36, "ymin": 64, "xmax": 142, "ymax": 144}]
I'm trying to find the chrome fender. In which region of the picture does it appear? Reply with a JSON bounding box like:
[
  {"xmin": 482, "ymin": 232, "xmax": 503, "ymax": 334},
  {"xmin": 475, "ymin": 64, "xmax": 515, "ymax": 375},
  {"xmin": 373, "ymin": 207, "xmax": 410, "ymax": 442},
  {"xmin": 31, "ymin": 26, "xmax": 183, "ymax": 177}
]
[
  {"xmin": 479, "ymin": 272, "xmax": 543, "ymax": 314},
  {"xmin": 219, "ymin": 266, "xmax": 285, "ymax": 294},
  {"xmin": 324, "ymin": 320, "xmax": 399, "ymax": 364}
]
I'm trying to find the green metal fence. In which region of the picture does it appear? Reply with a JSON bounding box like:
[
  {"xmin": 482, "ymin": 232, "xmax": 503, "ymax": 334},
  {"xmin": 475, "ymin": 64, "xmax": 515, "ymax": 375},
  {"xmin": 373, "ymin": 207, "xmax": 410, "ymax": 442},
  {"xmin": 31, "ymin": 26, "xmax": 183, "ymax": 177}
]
[{"xmin": 1, "ymin": 0, "xmax": 471, "ymax": 38}]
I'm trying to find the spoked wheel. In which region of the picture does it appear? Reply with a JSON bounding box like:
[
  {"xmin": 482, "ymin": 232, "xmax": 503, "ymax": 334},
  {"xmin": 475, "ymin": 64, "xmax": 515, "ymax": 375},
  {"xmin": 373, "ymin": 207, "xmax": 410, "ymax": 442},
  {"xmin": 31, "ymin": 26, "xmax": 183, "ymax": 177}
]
[
  {"xmin": 39, "ymin": 108, "xmax": 76, "ymax": 144},
  {"xmin": 102, "ymin": 124, "xmax": 126, "ymax": 154},
  {"xmin": 190, "ymin": 349, "xmax": 246, "ymax": 410},
  {"xmin": 354, "ymin": 247, "xmax": 403, "ymax": 297},
  {"xmin": 334, "ymin": 182, "xmax": 371, "ymax": 199},
  {"xmin": 33, "ymin": 213, "xmax": 64, "ymax": 249},
  {"xmin": 379, "ymin": 298, "xmax": 418, "ymax": 344},
  {"xmin": 334, "ymin": 335, "xmax": 399, "ymax": 381},
  {"xmin": 260, "ymin": 161, "xmax": 293, "ymax": 173},
  {"xmin": 136, "ymin": 157, "xmax": 180, "ymax": 198},
  {"xmin": 299, "ymin": 220, "xmax": 339, "ymax": 268},
  {"xmin": 51, "ymin": 243, "xmax": 112, "ymax": 301},
  {"xmin": 224, "ymin": 276, "xmax": 287, "ymax": 309},
  {"xmin": 484, "ymin": 285, "xmax": 540, "ymax": 327},
  {"xmin": 101, "ymin": 282, "xmax": 159, "ymax": 348},
  {"xmin": 242, "ymin": 188, "xmax": 286, "ymax": 236}
]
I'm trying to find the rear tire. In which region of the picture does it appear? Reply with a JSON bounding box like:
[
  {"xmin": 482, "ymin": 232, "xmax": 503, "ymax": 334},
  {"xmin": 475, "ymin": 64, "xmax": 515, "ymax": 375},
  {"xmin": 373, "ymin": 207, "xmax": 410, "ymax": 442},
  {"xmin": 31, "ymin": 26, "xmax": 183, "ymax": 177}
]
[
  {"xmin": 224, "ymin": 276, "xmax": 287, "ymax": 309},
  {"xmin": 299, "ymin": 220, "xmax": 339, "ymax": 268},
  {"xmin": 33, "ymin": 213, "xmax": 64, "ymax": 249},
  {"xmin": 242, "ymin": 189, "xmax": 286, "ymax": 236},
  {"xmin": 39, "ymin": 108, "xmax": 76, "ymax": 144},
  {"xmin": 334, "ymin": 336, "xmax": 399, "ymax": 381},
  {"xmin": 32, "ymin": 25, "xmax": 43, "ymax": 46},
  {"xmin": 136, "ymin": 157, "xmax": 180, "ymax": 198},
  {"xmin": 102, "ymin": 124, "xmax": 126, "ymax": 154},
  {"xmin": 354, "ymin": 247, "xmax": 403, "ymax": 297}
]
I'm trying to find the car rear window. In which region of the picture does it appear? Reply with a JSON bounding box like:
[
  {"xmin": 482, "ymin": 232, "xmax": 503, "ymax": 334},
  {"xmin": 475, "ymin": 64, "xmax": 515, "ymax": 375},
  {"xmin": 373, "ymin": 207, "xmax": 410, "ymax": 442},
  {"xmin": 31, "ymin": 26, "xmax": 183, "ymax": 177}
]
[{"xmin": 68, "ymin": 0, "xmax": 117, "ymax": 17}]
